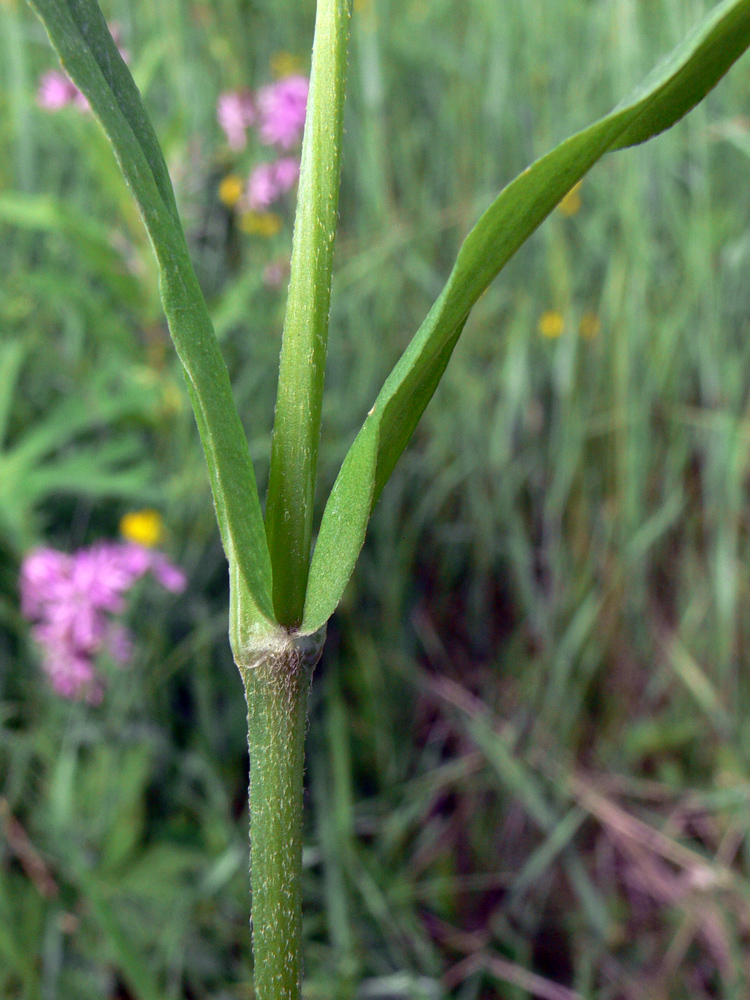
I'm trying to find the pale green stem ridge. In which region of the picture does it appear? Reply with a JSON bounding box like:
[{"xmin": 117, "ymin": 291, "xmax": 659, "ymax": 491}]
[
  {"xmin": 239, "ymin": 629, "xmax": 326, "ymax": 1000},
  {"xmin": 264, "ymin": 0, "xmax": 353, "ymax": 628}
]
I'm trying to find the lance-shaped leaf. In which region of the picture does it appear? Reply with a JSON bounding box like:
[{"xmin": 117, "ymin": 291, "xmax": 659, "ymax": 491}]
[
  {"xmin": 27, "ymin": 0, "xmax": 276, "ymax": 632},
  {"xmin": 302, "ymin": 0, "xmax": 750, "ymax": 633},
  {"xmin": 264, "ymin": 0, "xmax": 352, "ymax": 629}
]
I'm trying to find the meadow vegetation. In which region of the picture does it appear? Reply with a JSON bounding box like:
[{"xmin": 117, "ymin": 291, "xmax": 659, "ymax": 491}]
[{"xmin": 3, "ymin": 0, "xmax": 750, "ymax": 996}]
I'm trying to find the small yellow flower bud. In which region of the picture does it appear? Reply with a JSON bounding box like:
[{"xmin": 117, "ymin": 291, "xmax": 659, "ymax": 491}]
[
  {"xmin": 239, "ymin": 211, "xmax": 283, "ymax": 237},
  {"xmin": 538, "ymin": 311, "xmax": 565, "ymax": 338},
  {"xmin": 218, "ymin": 175, "xmax": 244, "ymax": 208},
  {"xmin": 119, "ymin": 509, "xmax": 164, "ymax": 548}
]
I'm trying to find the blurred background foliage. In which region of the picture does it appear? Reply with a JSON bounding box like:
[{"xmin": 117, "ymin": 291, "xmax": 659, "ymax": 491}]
[{"xmin": 2, "ymin": 0, "xmax": 750, "ymax": 996}]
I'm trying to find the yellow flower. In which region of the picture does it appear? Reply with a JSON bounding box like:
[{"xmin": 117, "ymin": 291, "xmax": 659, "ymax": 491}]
[
  {"xmin": 218, "ymin": 175, "xmax": 244, "ymax": 208},
  {"xmin": 579, "ymin": 311, "xmax": 601, "ymax": 340},
  {"xmin": 239, "ymin": 211, "xmax": 282, "ymax": 237},
  {"xmin": 538, "ymin": 311, "xmax": 565, "ymax": 338},
  {"xmin": 270, "ymin": 51, "xmax": 304, "ymax": 79},
  {"xmin": 559, "ymin": 181, "xmax": 582, "ymax": 217},
  {"xmin": 120, "ymin": 509, "xmax": 164, "ymax": 548}
]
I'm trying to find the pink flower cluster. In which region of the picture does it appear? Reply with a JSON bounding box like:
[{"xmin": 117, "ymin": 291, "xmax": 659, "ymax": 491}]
[
  {"xmin": 217, "ymin": 90, "xmax": 255, "ymax": 151},
  {"xmin": 246, "ymin": 157, "xmax": 300, "ymax": 211},
  {"xmin": 218, "ymin": 76, "xmax": 308, "ymax": 152},
  {"xmin": 20, "ymin": 543, "xmax": 186, "ymax": 702},
  {"xmin": 217, "ymin": 75, "xmax": 309, "ymax": 211},
  {"xmin": 256, "ymin": 75, "xmax": 309, "ymax": 149}
]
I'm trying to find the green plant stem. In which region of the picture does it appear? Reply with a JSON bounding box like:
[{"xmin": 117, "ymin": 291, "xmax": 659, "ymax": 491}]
[
  {"xmin": 264, "ymin": 0, "xmax": 352, "ymax": 629},
  {"xmin": 240, "ymin": 630, "xmax": 326, "ymax": 1000}
]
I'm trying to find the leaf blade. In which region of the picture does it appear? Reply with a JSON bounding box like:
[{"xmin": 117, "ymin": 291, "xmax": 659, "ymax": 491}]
[
  {"xmin": 302, "ymin": 0, "xmax": 750, "ymax": 631},
  {"xmin": 264, "ymin": 0, "xmax": 352, "ymax": 628}
]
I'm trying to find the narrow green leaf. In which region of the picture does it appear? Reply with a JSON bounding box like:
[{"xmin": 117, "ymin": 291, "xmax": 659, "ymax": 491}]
[
  {"xmin": 303, "ymin": 0, "xmax": 750, "ymax": 632},
  {"xmin": 264, "ymin": 0, "xmax": 352, "ymax": 628},
  {"xmin": 27, "ymin": 0, "xmax": 276, "ymax": 632}
]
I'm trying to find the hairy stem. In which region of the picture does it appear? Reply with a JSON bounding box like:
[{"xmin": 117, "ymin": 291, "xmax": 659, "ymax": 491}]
[{"xmin": 239, "ymin": 630, "xmax": 326, "ymax": 1000}]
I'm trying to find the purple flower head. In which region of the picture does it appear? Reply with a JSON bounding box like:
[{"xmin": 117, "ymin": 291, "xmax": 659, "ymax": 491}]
[
  {"xmin": 108, "ymin": 23, "xmax": 130, "ymax": 64},
  {"xmin": 217, "ymin": 90, "xmax": 256, "ymax": 150},
  {"xmin": 246, "ymin": 157, "xmax": 300, "ymax": 211},
  {"xmin": 256, "ymin": 75, "xmax": 308, "ymax": 150},
  {"xmin": 20, "ymin": 541, "xmax": 186, "ymax": 702}
]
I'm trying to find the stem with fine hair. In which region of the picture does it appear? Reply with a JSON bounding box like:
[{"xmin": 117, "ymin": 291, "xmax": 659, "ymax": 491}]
[{"xmin": 239, "ymin": 630, "xmax": 325, "ymax": 1000}]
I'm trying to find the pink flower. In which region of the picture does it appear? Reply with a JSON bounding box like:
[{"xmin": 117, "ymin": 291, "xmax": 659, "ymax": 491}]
[
  {"xmin": 20, "ymin": 548, "xmax": 72, "ymax": 617},
  {"xmin": 217, "ymin": 90, "xmax": 256, "ymax": 150},
  {"xmin": 42, "ymin": 645, "xmax": 101, "ymax": 702},
  {"xmin": 37, "ymin": 71, "xmax": 79, "ymax": 111},
  {"xmin": 246, "ymin": 157, "xmax": 300, "ymax": 210},
  {"xmin": 246, "ymin": 163, "xmax": 279, "ymax": 210},
  {"xmin": 37, "ymin": 70, "xmax": 91, "ymax": 113},
  {"xmin": 256, "ymin": 75, "xmax": 308, "ymax": 150},
  {"xmin": 151, "ymin": 554, "xmax": 187, "ymax": 593},
  {"xmin": 108, "ymin": 23, "xmax": 130, "ymax": 64},
  {"xmin": 273, "ymin": 156, "xmax": 300, "ymax": 191},
  {"xmin": 20, "ymin": 541, "xmax": 186, "ymax": 702}
]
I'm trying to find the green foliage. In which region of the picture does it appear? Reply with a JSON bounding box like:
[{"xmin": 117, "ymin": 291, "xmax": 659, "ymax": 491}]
[
  {"xmin": 0, "ymin": 339, "xmax": 158, "ymax": 551},
  {"xmin": 0, "ymin": 192, "xmax": 142, "ymax": 304},
  {"xmin": 26, "ymin": 0, "xmax": 750, "ymax": 646},
  {"xmin": 5, "ymin": 0, "xmax": 750, "ymax": 997},
  {"xmin": 302, "ymin": 0, "xmax": 750, "ymax": 632}
]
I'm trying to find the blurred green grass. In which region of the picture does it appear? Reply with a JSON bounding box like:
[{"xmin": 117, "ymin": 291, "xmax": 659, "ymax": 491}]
[{"xmin": 3, "ymin": 0, "xmax": 750, "ymax": 996}]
